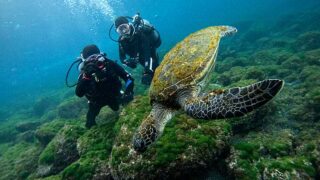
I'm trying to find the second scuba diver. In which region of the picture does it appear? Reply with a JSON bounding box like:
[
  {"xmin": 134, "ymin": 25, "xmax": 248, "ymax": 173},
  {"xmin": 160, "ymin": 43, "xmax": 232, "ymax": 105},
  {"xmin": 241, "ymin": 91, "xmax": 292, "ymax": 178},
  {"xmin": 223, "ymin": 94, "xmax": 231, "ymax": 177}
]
[
  {"xmin": 113, "ymin": 13, "xmax": 161, "ymax": 85},
  {"xmin": 75, "ymin": 44, "xmax": 134, "ymax": 128}
]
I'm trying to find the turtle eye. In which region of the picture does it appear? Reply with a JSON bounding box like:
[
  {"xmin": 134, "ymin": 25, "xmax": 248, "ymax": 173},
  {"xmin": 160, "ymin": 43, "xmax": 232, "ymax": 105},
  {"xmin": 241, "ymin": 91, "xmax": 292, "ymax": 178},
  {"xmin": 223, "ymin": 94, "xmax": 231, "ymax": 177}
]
[{"xmin": 133, "ymin": 136, "xmax": 147, "ymax": 153}]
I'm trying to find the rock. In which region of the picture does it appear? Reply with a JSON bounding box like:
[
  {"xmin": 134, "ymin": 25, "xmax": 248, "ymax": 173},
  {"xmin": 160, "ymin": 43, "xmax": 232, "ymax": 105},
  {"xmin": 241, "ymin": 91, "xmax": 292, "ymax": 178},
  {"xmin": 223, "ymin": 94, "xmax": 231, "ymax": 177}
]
[
  {"xmin": 16, "ymin": 130, "xmax": 35, "ymax": 143},
  {"xmin": 35, "ymin": 120, "xmax": 66, "ymax": 145},
  {"xmin": 294, "ymin": 31, "xmax": 320, "ymax": 51},
  {"xmin": 95, "ymin": 107, "xmax": 119, "ymax": 126},
  {"xmin": 229, "ymin": 101, "xmax": 277, "ymax": 134},
  {"xmin": 37, "ymin": 125, "xmax": 85, "ymax": 177},
  {"xmin": 57, "ymin": 98, "xmax": 87, "ymax": 119},
  {"xmin": 226, "ymin": 129, "xmax": 316, "ymax": 179},
  {"xmin": 110, "ymin": 96, "xmax": 232, "ymax": 179},
  {"xmin": 14, "ymin": 146, "xmax": 43, "ymax": 179},
  {"xmin": 15, "ymin": 121, "xmax": 41, "ymax": 132},
  {"xmin": 61, "ymin": 121, "xmax": 117, "ymax": 180},
  {"xmin": 33, "ymin": 96, "xmax": 59, "ymax": 117},
  {"xmin": 0, "ymin": 142, "xmax": 42, "ymax": 180}
]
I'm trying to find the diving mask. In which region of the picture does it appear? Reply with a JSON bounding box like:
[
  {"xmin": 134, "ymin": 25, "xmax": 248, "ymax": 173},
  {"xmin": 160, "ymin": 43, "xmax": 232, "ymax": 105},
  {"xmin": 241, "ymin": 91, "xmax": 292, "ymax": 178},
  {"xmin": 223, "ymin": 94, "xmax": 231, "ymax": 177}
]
[{"xmin": 116, "ymin": 23, "xmax": 131, "ymax": 37}]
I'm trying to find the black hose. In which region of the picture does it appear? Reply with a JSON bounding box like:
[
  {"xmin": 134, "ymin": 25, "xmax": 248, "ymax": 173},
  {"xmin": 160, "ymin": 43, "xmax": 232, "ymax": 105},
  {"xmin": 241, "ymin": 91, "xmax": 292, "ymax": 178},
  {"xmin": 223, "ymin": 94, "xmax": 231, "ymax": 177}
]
[
  {"xmin": 108, "ymin": 24, "xmax": 120, "ymax": 42},
  {"xmin": 108, "ymin": 16, "xmax": 134, "ymax": 43},
  {"xmin": 65, "ymin": 59, "xmax": 82, "ymax": 87}
]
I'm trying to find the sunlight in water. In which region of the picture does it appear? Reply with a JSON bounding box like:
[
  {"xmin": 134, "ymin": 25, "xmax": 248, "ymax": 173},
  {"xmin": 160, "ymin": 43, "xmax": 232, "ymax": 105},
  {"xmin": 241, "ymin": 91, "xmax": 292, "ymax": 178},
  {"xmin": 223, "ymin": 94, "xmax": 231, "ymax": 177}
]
[{"xmin": 64, "ymin": 0, "xmax": 121, "ymax": 20}]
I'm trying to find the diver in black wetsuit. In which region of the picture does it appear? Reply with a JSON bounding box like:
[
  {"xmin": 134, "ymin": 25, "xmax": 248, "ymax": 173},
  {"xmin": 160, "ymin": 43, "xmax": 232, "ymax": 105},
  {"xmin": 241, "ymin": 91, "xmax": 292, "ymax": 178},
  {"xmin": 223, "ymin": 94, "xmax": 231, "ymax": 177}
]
[
  {"xmin": 114, "ymin": 14, "xmax": 161, "ymax": 85},
  {"xmin": 75, "ymin": 44, "xmax": 134, "ymax": 128}
]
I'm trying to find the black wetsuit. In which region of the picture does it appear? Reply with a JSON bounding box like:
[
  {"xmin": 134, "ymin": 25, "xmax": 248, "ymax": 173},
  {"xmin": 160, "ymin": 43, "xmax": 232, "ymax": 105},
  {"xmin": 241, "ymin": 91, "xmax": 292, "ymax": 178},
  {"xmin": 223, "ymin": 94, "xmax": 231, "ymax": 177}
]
[
  {"xmin": 119, "ymin": 25, "xmax": 161, "ymax": 76},
  {"xmin": 76, "ymin": 57, "xmax": 133, "ymax": 128}
]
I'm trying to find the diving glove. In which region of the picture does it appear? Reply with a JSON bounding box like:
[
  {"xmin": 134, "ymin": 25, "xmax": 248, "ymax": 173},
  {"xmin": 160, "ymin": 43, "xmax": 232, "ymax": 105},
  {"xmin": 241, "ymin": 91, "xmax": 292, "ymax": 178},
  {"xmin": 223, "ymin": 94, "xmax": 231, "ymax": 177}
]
[
  {"xmin": 124, "ymin": 58, "xmax": 138, "ymax": 68},
  {"xmin": 122, "ymin": 92, "xmax": 134, "ymax": 105},
  {"xmin": 141, "ymin": 70, "xmax": 153, "ymax": 85}
]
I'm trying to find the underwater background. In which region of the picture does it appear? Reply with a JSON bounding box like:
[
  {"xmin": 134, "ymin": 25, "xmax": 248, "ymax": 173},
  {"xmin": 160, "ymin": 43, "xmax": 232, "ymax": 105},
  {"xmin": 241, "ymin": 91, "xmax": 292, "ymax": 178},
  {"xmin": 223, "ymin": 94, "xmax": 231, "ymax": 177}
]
[{"xmin": 0, "ymin": 0, "xmax": 320, "ymax": 179}]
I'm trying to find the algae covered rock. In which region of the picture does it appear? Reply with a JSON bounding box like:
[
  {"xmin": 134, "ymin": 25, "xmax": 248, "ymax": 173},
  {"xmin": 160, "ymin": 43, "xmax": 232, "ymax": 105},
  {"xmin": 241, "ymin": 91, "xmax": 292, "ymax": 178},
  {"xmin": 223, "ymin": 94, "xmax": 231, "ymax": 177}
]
[
  {"xmin": 16, "ymin": 130, "xmax": 36, "ymax": 143},
  {"xmin": 15, "ymin": 121, "xmax": 41, "ymax": 132},
  {"xmin": 295, "ymin": 126, "xmax": 320, "ymax": 176},
  {"xmin": 37, "ymin": 125, "xmax": 85, "ymax": 177},
  {"xmin": 61, "ymin": 120, "xmax": 117, "ymax": 180},
  {"xmin": 95, "ymin": 107, "xmax": 119, "ymax": 126},
  {"xmin": 0, "ymin": 142, "xmax": 42, "ymax": 180},
  {"xmin": 294, "ymin": 31, "xmax": 320, "ymax": 51},
  {"xmin": 57, "ymin": 98, "xmax": 87, "ymax": 119},
  {"xmin": 110, "ymin": 96, "xmax": 232, "ymax": 179},
  {"xmin": 35, "ymin": 120, "xmax": 66, "ymax": 145},
  {"xmin": 226, "ymin": 129, "xmax": 317, "ymax": 179},
  {"xmin": 33, "ymin": 96, "xmax": 59, "ymax": 117}
]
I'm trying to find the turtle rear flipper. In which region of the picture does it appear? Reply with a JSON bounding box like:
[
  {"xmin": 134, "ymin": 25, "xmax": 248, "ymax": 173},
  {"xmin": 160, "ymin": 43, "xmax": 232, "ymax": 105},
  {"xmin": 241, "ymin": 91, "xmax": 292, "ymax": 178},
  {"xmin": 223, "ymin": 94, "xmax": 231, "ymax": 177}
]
[{"xmin": 182, "ymin": 79, "xmax": 284, "ymax": 119}]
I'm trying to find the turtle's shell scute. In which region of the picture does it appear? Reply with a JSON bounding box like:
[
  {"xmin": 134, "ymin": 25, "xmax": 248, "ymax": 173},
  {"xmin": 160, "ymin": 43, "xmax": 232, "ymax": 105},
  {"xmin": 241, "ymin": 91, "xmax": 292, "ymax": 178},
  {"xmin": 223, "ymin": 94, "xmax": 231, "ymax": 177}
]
[{"xmin": 150, "ymin": 26, "xmax": 229, "ymax": 103}]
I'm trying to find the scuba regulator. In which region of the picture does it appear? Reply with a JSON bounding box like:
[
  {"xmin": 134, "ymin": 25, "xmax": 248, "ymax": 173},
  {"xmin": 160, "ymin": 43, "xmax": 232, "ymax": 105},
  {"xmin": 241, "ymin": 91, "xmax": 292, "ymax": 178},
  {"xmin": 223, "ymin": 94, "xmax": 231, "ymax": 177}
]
[
  {"xmin": 65, "ymin": 53, "xmax": 107, "ymax": 87},
  {"xmin": 108, "ymin": 13, "xmax": 148, "ymax": 42}
]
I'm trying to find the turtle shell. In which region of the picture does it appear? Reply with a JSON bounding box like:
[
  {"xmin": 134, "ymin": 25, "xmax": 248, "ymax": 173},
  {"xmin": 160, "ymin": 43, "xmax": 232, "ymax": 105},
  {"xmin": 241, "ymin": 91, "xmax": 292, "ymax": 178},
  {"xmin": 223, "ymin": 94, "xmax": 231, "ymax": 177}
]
[{"xmin": 150, "ymin": 26, "xmax": 235, "ymax": 104}]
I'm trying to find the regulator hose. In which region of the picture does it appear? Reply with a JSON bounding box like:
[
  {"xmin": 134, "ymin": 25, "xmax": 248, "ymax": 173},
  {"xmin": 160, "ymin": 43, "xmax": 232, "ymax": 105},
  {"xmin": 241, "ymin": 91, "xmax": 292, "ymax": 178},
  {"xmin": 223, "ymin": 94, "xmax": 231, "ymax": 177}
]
[
  {"xmin": 108, "ymin": 16, "xmax": 134, "ymax": 43},
  {"xmin": 65, "ymin": 58, "xmax": 82, "ymax": 87}
]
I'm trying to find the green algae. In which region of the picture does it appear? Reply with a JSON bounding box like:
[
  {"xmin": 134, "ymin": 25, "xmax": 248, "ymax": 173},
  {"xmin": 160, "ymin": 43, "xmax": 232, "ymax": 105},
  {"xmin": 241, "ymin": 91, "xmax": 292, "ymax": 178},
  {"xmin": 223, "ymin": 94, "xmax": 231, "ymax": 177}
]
[
  {"xmin": 0, "ymin": 11, "xmax": 319, "ymax": 180},
  {"xmin": 57, "ymin": 98, "xmax": 87, "ymax": 119},
  {"xmin": 0, "ymin": 142, "xmax": 42, "ymax": 180},
  {"xmin": 37, "ymin": 125, "xmax": 86, "ymax": 177},
  {"xmin": 110, "ymin": 96, "xmax": 231, "ymax": 179},
  {"xmin": 35, "ymin": 118, "xmax": 83, "ymax": 146},
  {"xmin": 61, "ymin": 120, "xmax": 117, "ymax": 179},
  {"xmin": 228, "ymin": 130, "xmax": 317, "ymax": 179}
]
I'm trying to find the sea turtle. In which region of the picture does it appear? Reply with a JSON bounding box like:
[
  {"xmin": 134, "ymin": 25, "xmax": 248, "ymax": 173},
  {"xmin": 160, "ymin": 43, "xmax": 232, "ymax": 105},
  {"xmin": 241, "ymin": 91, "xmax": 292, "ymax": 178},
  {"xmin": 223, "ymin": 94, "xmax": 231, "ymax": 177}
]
[{"xmin": 133, "ymin": 26, "xmax": 284, "ymax": 152}]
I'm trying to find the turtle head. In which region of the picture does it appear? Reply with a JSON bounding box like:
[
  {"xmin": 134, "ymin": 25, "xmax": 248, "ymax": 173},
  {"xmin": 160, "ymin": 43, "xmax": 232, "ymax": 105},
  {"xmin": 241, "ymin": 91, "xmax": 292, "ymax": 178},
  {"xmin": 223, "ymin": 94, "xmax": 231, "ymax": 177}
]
[
  {"xmin": 220, "ymin": 26, "xmax": 237, "ymax": 37},
  {"xmin": 132, "ymin": 103, "xmax": 173, "ymax": 153},
  {"xmin": 133, "ymin": 134, "xmax": 147, "ymax": 153},
  {"xmin": 132, "ymin": 115, "xmax": 158, "ymax": 153}
]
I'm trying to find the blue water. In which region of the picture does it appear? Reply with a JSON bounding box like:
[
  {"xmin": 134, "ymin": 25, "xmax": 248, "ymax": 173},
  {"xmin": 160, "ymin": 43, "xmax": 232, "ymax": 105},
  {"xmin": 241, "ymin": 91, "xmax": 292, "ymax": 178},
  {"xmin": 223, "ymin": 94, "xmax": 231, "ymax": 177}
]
[{"xmin": 0, "ymin": 0, "xmax": 319, "ymax": 111}]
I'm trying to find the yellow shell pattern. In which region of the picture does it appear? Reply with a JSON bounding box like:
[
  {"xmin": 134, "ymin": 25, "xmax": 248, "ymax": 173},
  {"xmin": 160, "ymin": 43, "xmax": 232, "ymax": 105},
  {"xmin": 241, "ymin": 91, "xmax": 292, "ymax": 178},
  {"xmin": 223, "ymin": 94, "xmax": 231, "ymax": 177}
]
[{"xmin": 150, "ymin": 26, "xmax": 231, "ymax": 103}]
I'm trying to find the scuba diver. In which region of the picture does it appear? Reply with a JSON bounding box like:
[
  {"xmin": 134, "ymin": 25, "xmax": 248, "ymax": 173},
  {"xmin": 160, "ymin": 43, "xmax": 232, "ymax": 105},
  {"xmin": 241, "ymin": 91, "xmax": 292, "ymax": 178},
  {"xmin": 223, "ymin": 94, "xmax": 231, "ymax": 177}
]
[
  {"xmin": 113, "ymin": 13, "xmax": 161, "ymax": 85},
  {"xmin": 75, "ymin": 44, "xmax": 134, "ymax": 128}
]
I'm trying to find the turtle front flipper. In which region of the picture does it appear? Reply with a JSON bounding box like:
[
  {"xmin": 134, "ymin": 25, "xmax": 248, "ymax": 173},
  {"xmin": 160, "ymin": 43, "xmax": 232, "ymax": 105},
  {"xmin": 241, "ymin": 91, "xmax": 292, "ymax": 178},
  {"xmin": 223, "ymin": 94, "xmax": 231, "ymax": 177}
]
[
  {"xmin": 133, "ymin": 103, "xmax": 174, "ymax": 153},
  {"xmin": 181, "ymin": 79, "xmax": 284, "ymax": 119}
]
